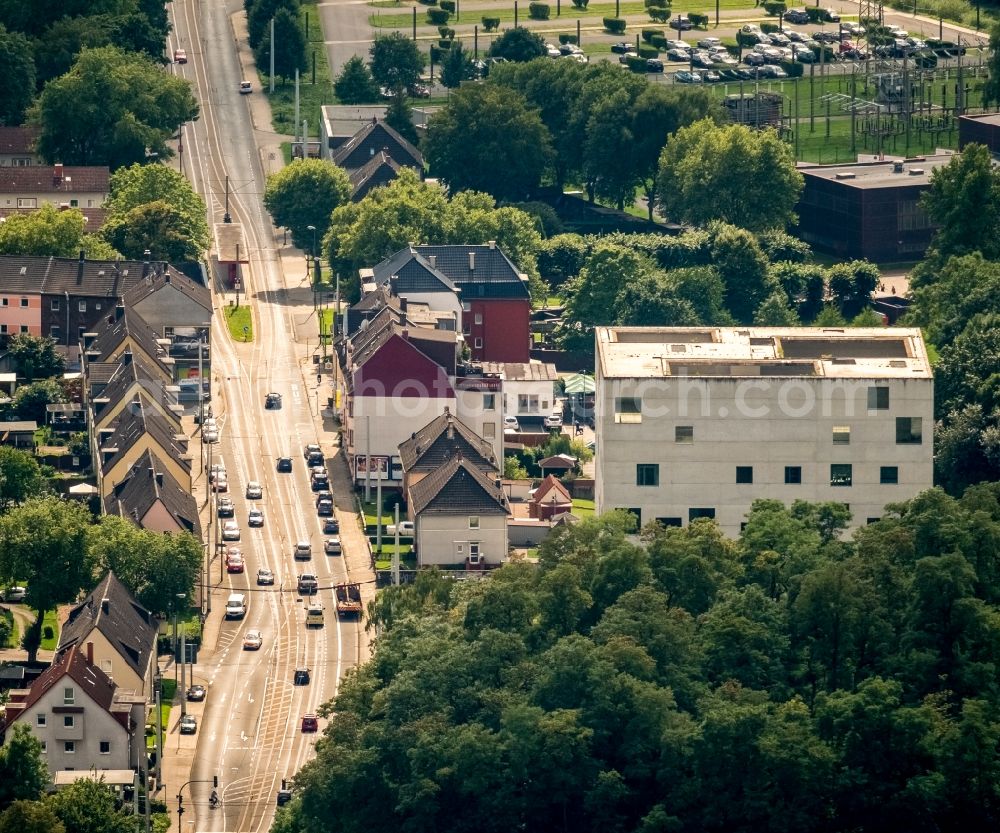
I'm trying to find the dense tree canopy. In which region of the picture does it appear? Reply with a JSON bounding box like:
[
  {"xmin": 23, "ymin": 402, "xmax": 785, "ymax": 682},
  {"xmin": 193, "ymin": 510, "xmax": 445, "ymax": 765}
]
[
  {"xmin": 255, "ymin": 6, "xmax": 307, "ymax": 83},
  {"xmin": 278, "ymin": 488, "xmax": 1000, "ymax": 833},
  {"xmin": 31, "ymin": 45, "xmax": 198, "ymax": 169},
  {"xmin": 0, "ymin": 725, "xmax": 47, "ymax": 811},
  {"xmin": 488, "ymin": 26, "xmax": 547, "ymax": 62},
  {"xmin": 333, "ymin": 56, "xmax": 379, "ymax": 104},
  {"xmin": 369, "ymin": 32, "xmax": 424, "ymax": 92},
  {"xmin": 0, "ymin": 24, "xmax": 34, "ymax": 125},
  {"xmin": 657, "ymin": 119, "xmax": 804, "ymax": 231},
  {"xmin": 424, "ymin": 85, "xmax": 552, "ymax": 202},
  {"xmin": 264, "ymin": 158, "xmax": 351, "ymax": 251},
  {"xmin": 0, "ymin": 447, "xmax": 47, "ymax": 514},
  {"xmin": 0, "ymin": 204, "xmax": 119, "ymax": 259},
  {"xmin": 6, "ymin": 333, "xmax": 64, "ymax": 381}
]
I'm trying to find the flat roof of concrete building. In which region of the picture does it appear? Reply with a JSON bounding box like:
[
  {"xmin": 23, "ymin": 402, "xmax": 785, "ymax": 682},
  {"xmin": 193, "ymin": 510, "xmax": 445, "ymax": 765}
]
[
  {"xmin": 596, "ymin": 327, "xmax": 932, "ymax": 379},
  {"xmin": 798, "ymin": 153, "xmax": 955, "ymax": 188}
]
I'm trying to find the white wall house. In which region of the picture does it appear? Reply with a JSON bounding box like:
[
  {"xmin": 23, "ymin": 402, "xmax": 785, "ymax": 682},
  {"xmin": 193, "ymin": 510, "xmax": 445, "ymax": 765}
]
[
  {"xmin": 481, "ymin": 362, "xmax": 558, "ymax": 425},
  {"xmin": 595, "ymin": 327, "xmax": 934, "ymax": 537}
]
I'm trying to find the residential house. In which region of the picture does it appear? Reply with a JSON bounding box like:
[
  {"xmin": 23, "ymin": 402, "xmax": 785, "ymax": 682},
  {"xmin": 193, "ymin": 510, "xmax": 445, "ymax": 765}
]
[
  {"xmin": 82, "ymin": 305, "xmax": 174, "ymax": 382},
  {"xmin": 348, "ymin": 151, "xmax": 403, "ymax": 201},
  {"xmin": 0, "ymin": 420, "xmax": 37, "ymax": 449},
  {"xmin": 329, "ymin": 119, "xmax": 423, "ymax": 201},
  {"xmin": 55, "ymin": 572, "xmax": 158, "ymax": 697},
  {"xmin": 122, "ymin": 269, "xmax": 212, "ymax": 368},
  {"xmin": 88, "ymin": 351, "xmax": 180, "ymax": 436},
  {"xmin": 407, "ymin": 455, "xmax": 510, "ymax": 567},
  {"xmin": 795, "ymin": 155, "xmax": 952, "ymax": 262},
  {"xmin": 0, "ymin": 164, "xmax": 108, "ymax": 212},
  {"xmin": 482, "ymin": 361, "xmax": 558, "ymax": 431},
  {"xmin": 398, "ymin": 409, "xmax": 499, "ymax": 494},
  {"xmin": 103, "ymin": 448, "xmax": 201, "ymax": 537},
  {"xmin": 0, "ymin": 126, "xmax": 40, "ymax": 166},
  {"xmin": 0, "ymin": 644, "xmax": 145, "ymax": 775},
  {"xmin": 529, "ymin": 475, "xmax": 573, "ymax": 521},
  {"xmin": 319, "ymin": 106, "xmax": 437, "ymax": 161},
  {"xmin": 96, "ymin": 398, "xmax": 192, "ymax": 499},
  {"xmin": 594, "ymin": 326, "xmax": 934, "ymax": 536}
]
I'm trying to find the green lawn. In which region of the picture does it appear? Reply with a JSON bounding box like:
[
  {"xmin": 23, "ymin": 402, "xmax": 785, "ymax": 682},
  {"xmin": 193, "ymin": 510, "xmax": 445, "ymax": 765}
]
[
  {"xmin": 374, "ymin": 547, "xmax": 416, "ymax": 570},
  {"xmin": 224, "ymin": 304, "xmax": 254, "ymax": 342},
  {"xmin": 572, "ymin": 498, "xmax": 595, "ymax": 518},
  {"xmin": 1, "ymin": 608, "xmax": 15, "ymax": 648},
  {"xmin": 40, "ymin": 609, "xmax": 59, "ymax": 651},
  {"xmin": 262, "ymin": 0, "xmax": 335, "ymax": 137},
  {"xmin": 147, "ymin": 678, "xmax": 177, "ymax": 750}
]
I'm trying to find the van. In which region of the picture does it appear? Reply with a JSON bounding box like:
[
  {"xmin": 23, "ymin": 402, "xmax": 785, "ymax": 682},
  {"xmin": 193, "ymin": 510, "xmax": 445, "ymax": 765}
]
[
  {"xmin": 306, "ymin": 602, "xmax": 324, "ymax": 628},
  {"xmin": 225, "ymin": 593, "xmax": 247, "ymax": 619}
]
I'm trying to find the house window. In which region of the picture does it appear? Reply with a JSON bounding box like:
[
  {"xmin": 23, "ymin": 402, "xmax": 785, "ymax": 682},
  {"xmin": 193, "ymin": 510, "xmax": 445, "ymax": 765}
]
[
  {"xmin": 0, "ymin": 325, "xmax": 6, "ymax": 334},
  {"xmin": 474, "ymin": 313, "xmax": 482, "ymax": 325},
  {"xmin": 19, "ymin": 325, "xmax": 27, "ymax": 333},
  {"xmin": 483, "ymin": 393, "xmax": 495, "ymax": 410},
  {"xmin": 785, "ymin": 466, "xmax": 802, "ymax": 484},
  {"xmin": 16, "ymin": 197, "xmax": 36, "ymax": 208},
  {"xmin": 867, "ymin": 517, "xmax": 881, "ymax": 524},
  {"xmin": 101, "ymin": 659, "xmax": 112, "ymax": 674},
  {"xmin": 868, "ymin": 386, "xmax": 889, "ymax": 410},
  {"xmin": 63, "ymin": 715, "xmax": 74, "ymax": 728},
  {"xmin": 63, "ymin": 687, "xmax": 74, "ymax": 705},
  {"xmin": 614, "ymin": 397, "xmax": 642, "ymax": 424},
  {"xmin": 19, "ymin": 298, "xmax": 28, "ymax": 307},
  {"xmin": 99, "ymin": 741, "xmax": 111, "ymax": 755},
  {"xmin": 832, "ymin": 426, "xmax": 851, "ymax": 444},
  {"xmin": 636, "ymin": 463, "xmax": 659, "ymax": 487},
  {"xmin": 474, "ymin": 337, "xmax": 483, "ymax": 349},
  {"xmin": 78, "ymin": 300, "xmax": 86, "ymax": 313},
  {"xmin": 64, "ymin": 741, "xmax": 75, "ymax": 754},
  {"xmin": 656, "ymin": 517, "xmax": 682, "ymax": 527},
  {"xmin": 469, "ymin": 516, "xmax": 480, "ymax": 529},
  {"xmin": 830, "ymin": 464, "xmax": 853, "ymax": 487},
  {"xmin": 49, "ymin": 326, "xmax": 60, "ymax": 340},
  {"xmin": 1, "ymin": 298, "xmax": 6, "ymax": 305},
  {"xmin": 675, "ymin": 426, "xmax": 693, "ymax": 443},
  {"xmin": 36, "ymin": 713, "xmax": 46, "ymax": 727},
  {"xmin": 689, "ymin": 508, "xmax": 716, "ymax": 521},
  {"xmin": 40, "ymin": 742, "xmax": 46, "ymax": 753},
  {"xmin": 736, "ymin": 466, "xmax": 753, "ymax": 484},
  {"xmin": 482, "ymin": 422, "xmax": 495, "ymax": 439},
  {"xmin": 69, "ymin": 199, "xmax": 78, "ymax": 208},
  {"xmin": 880, "ymin": 466, "xmax": 899, "ymax": 484},
  {"xmin": 51, "ymin": 298, "xmax": 60, "ymax": 311},
  {"xmin": 896, "ymin": 417, "xmax": 922, "ymax": 444}
]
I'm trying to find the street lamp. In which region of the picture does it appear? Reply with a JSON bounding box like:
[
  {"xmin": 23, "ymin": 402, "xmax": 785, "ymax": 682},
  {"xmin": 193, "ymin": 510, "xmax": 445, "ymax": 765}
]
[
  {"xmin": 307, "ymin": 224, "xmax": 318, "ymax": 310},
  {"xmin": 176, "ymin": 593, "xmax": 187, "ymax": 715}
]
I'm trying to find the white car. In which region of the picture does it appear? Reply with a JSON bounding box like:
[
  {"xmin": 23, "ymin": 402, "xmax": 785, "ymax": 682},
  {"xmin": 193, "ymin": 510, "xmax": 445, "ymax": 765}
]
[
  {"xmin": 386, "ymin": 521, "xmax": 415, "ymax": 537},
  {"xmin": 294, "ymin": 541, "xmax": 312, "ymax": 559},
  {"xmin": 204, "ymin": 427, "xmax": 219, "ymax": 444},
  {"xmin": 213, "ymin": 474, "xmax": 229, "ymax": 493},
  {"xmin": 221, "ymin": 520, "xmax": 240, "ymax": 541},
  {"xmin": 3, "ymin": 586, "xmax": 26, "ymax": 602},
  {"xmin": 243, "ymin": 629, "xmax": 263, "ymax": 650},
  {"xmin": 246, "ymin": 481, "xmax": 262, "ymax": 499},
  {"xmin": 248, "ymin": 507, "xmax": 264, "ymax": 527},
  {"xmin": 544, "ymin": 414, "xmax": 564, "ymax": 429},
  {"xmin": 503, "ymin": 416, "xmax": 519, "ymax": 430},
  {"xmin": 239, "ymin": 80, "xmax": 252, "ymax": 94},
  {"xmin": 209, "ymin": 463, "xmax": 226, "ymax": 483},
  {"xmin": 545, "ymin": 43, "xmax": 561, "ymax": 58}
]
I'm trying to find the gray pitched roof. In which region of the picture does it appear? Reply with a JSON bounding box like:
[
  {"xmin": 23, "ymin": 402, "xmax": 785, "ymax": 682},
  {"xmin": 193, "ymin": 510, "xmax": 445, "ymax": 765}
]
[
  {"xmin": 0, "ymin": 255, "xmax": 170, "ymax": 297},
  {"xmin": 399, "ymin": 410, "xmax": 498, "ymax": 473},
  {"xmin": 56, "ymin": 572, "xmax": 157, "ymax": 685},
  {"xmin": 370, "ymin": 247, "xmax": 457, "ymax": 294},
  {"xmin": 348, "ymin": 151, "xmax": 402, "ymax": 200},
  {"xmin": 86, "ymin": 306, "xmax": 173, "ymax": 377},
  {"xmin": 415, "ymin": 244, "xmax": 529, "ymax": 299},
  {"xmin": 122, "ymin": 269, "xmax": 211, "ymax": 314},
  {"xmin": 331, "ymin": 120, "xmax": 423, "ymax": 171},
  {"xmin": 100, "ymin": 399, "xmax": 190, "ymax": 478},
  {"xmin": 93, "ymin": 352, "xmax": 179, "ymax": 428},
  {"xmin": 409, "ymin": 456, "xmax": 509, "ymax": 516},
  {"xmin": 480, "ymin": 362, "xmax": 558, "ymax": 382},
  {"xmin": 104, "ymin": 448, "xmax": 201, "ymax": 536}
]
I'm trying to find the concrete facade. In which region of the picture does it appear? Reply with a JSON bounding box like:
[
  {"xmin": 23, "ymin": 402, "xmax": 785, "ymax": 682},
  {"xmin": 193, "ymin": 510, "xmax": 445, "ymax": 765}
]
[
  {"xmin": 595, "ymin": 327, "xmax": 934, "ymax": 537},
  {"xmin": 415, "ymin": 511, "xmax": 508, "ymax": 566}
]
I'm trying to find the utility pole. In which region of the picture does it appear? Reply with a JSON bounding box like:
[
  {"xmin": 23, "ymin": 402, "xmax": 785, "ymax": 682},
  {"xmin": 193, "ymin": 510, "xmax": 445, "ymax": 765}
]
[
  {"xmin": 177, "ymin": 593, "xmax": 187, "ymax": 715},
  {"xmin": 392, "ymin": 504, "xmax": 400, "ymax": 586},
  {"xmin": 365, "ymin": 415, "xmax": 372, "ymax": 503},
  {"xmin": 270, "ymin": 17, "xmax": 275, "ymax": 93},
  {"xmin": 294, "ymin": 70, "xmax": 300, "ymax": 146},
  {"xmin": 376, "ymin": 470, "xmax": 383, "ymax": 553},
  {"xmin": 154, "ymin": 671, "xmax": 163, "ymax": 785}
]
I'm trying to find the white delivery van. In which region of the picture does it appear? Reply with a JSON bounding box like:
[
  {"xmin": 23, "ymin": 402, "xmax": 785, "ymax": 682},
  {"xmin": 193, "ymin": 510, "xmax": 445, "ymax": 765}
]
[
  {"xmin": 225, "ymin": 593, "xmax": 247, "ymax": 619},
  {"xmin": 305, "ymin": 602, "xmax": 324, "ymax": 628}
]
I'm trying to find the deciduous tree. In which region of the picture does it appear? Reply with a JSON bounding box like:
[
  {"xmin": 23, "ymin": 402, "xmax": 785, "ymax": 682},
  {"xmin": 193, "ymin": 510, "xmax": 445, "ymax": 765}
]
[
  {"xmin": 0, "ymin": 447, "xmax": 47, "ymax": 514},
  {"xmin": 333, "ymin": 56, "xmax": 379, "ymax": 103},
  {"xmin": 11, "ymin": 378, "xmax": 66, "ymax": 424},
  {"xmin": 0, "ymin": 24, "xmax": 34, "ymax": 126},
  {"xmin": 6, "ymin": 333, "xmax": 64, "ymax": 381},
  {"xmin": 369, "ymin": 32, "xmax": 425, "ymax": 92},
  {"xmin": 255, "ymin": 6, "xmax": 307, "ymax": 83},
  {"xmin": 46, "ymin": 777, "xmax": 136, "ymax": 833},
  {"xmin": 0, "ymin": 204, "xmax": 119, "ymax": 259},
  {"xmin": 264, "ymin": 158, "xmax": 351, "ymax": 250},
  {"xmin": 488, "ymin": 26, "xmax": 547, "ymax": 62},
  {"xmin": 0, "ymin": 726, "xmax": 48, "ymax": 810},
  {"xmin": 440, "ymin": 41, "xmax": 474, "ymax": 88}
]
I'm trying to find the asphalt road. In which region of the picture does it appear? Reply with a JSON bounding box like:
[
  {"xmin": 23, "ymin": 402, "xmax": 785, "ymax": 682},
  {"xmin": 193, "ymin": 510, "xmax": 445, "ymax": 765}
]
[
  {"xmin": 167, "ymin": 1, "xmax": 363, "ymax": 830},
  {"xmin": 317, "ymin": 0, "xmax": 378, "ymax": 78}
]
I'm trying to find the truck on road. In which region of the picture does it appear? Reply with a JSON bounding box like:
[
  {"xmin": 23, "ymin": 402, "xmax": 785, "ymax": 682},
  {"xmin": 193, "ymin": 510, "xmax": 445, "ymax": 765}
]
[{"xmin": 334, "ymin": 583, "xmax": 362, "ymax": 618}]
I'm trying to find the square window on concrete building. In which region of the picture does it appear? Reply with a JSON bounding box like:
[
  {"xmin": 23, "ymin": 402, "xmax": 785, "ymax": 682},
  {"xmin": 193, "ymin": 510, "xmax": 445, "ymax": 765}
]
[
  {"xmin": 868, "ymin": 386, "xmax": 890, "ymax": 410},
  {"xmin": 675, "ymin": 425, "xmax": 693, "ymax": 443},
  {"xmin": 636, "ymin": 464, "xmax": 659, "ymax": 487},
  {"xmin": 785, "ymin": 466, "xmax": 802, "ymax": 484},
  {"xmin": 830, "ymin": 464, "xmax": 853, "ymax": 487},
  {"xmin": 896, "ymin": 417, "xmax": 922, "ymax": 444},
  {"xmin": 736, "ymin": 466, "xmax": 753, "ymax": 484},
  {"xmin": 689, "ymin": 507, "xmax": 716, "ymax": 521},
  {"xmin": 832, "ymin": 426, "xmax": 850, "ymax": 444},
  {"xmin": 880, "ymin": 466, "xmax": 899, "ymax": 484},
  {"xmin": 656, "ymin": 517, "xmax": 682, "ymax": 527},
  {"xmin": 614, "ymin": 397, "xmax": 642, "ymax": 424}
]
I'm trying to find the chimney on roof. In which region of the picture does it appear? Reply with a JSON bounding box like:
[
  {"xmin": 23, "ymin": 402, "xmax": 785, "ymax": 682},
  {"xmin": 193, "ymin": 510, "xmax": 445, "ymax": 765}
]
[
  {"xmin": 401, "ymin": 329, "xmax": 409, "ymax": 340},
  {"xmin": 121, "ymin": 351, "xmax": 132, "ymax": 365},
  {"xmin": 398, "ymin": 296, "xmax": 407, "ymax": 314},
  {"xmin": 488, "ymin": 240, "xmax": 496, "ymax": 250},
  {"xmin": 155, "ymin": 471, "xmax": 163, "ymax": 487},
  {"xmin": 446, "ymin": 417, "xmax": 454, "ymax": 440},
  {"xmin": 79, "ymin": 249, "xmax": 85, "ymax": 264},
  {"xmin": 142, "ymin": 250, "xmax": 151, "ymax": 278},
  {"xmin": 468, "ymin": 251, "xmax": 475, "ymax": 271},
  {"xmin": 101, "ymin": 597, "xmax": 110, "ymax": 615},
  {"xmin": 428, "ymin": 255, "xmax": 436, "ymax": 268},
  {"xmin": 86, "ymin": 641, "xmax": 94, "ymax": 665},
  {"xmin": 53, "ymin": 163, "xmax": 63, "ymax": 187},
  {"xmin": 494, "ymin": 478, "xmax": 502, "ymax": 490}
]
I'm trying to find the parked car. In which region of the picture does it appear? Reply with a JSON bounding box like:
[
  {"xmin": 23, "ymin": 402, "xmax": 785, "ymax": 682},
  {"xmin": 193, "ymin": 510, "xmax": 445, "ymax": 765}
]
[
  {"xmin": 246, "ymin": 481, "xmax": 263, "ymax": 499},
  {"xmin": 610, "ymin": 41, "xmax": 635, "ymax": 54},
  {"xmin": 277, "ymin": 457, "xmax": 292, "ymax": 472},
  {"xmin": 822, "ymin": 7, "xmax": 840, "ymax": 21},
  {"xmin": 294, "ymin": 541, "xmax": 312, "ymax": 560},
  {"xmin": 314, "ymin": 490, "xmax": 333, "ymax": 507},
  {"xmin": 503, "ymin": 415, "xmax": 519, "ymax": 430},
  {"xmin": 317, "ymin": 498, "xmax": 333, "ymax": 516},
  {"xmin": 667, "ymin": 48, "xmax": 691, "ymax": 61},
  {"xmin": 3, "ymin": 586, "xmax": 26, "ymax": 602},
  {"xmin": 690, "ymin": 52, "xmax": 715, "ymax": 68},
  {"xmin": 204, "ymin": 427, "xmax": 219, "ymax": 444},
  {"xmin": 703, "ymin": 70, "xmax": 722, "ymax": 82},
  {"xmin": 812, "ymin": 30, "xmax": 841, "ymax": 43},
  {"xmin": 323, "ymin": 518, "xmax": 340, "ymax": 534},
  {"xmin": 670, "ymin": 15, "xmax": 693, "ymax": 30},
  {"xmin": 186, "ymin": 684, "xmax": 206, "ymax": 701},
  {"xmin": 239, "ymin": 80, "xmax": 252, "ymax": 94},
  {"xmin": 265, "ymin": 392, "xmax": 282, "ymax": 408},
  {"xmin": 256, "ymin": 568, "xmax": 274, "ymax": 586},
  {"xmin": 544, "ymin": 414, "xmax": 564, "ymax": 429},
  {"xmin": 243, "ymin": 630, "xmax": 263, "ymax": 651},
  {"xmin": 842, "ymin": 21, "xmax": 865, "ymax": 36},
  {"xmin": 324, "ymin": 537, "xmax": 342, "ymax": 555},
  {"xmin": 646, "ymin": 58, "xmax": 664, "ymax": 72},
  {"xmin": 768, "ymin": 32, "xmax": 790, "ymax": 46},
  {"xmin": 248, "ymin": 507, "xmax": 264, "ymax": 527},
  {"xmin": 213, "ymin": 474, "xmax": 229, "ymax": 493},
  {"xmin": 697, "ymin": 37, "xmax": 722, "ymax": 50},
  {"xmin": 386, "ymin": 521, "xmax": 415, "ymax": 537},
  {"xmin": 179, "ymin": 715, "xmax": 198, "ymax": 734},
  {"xmin": 209, "ymin": 463, "xmax": 226, "ymax": 483},
  {"xmin": 545, "ymin": 43, "xmax": 561, "ymax": 58},
  {"xmin": 311, "ymin": 473, "xmax": 330, "ymax": 492},
  {"xmin": 784, "ymin": 8, "xmax": 810, "ymax": 24},
  {"xmin": 217, "ymin": 497, "xmax": 235, "ymax": 518},
  {"xmin": 226, "ymin": 552, "xmax": 245, "ymax": 573},
  {"xmin": 301, "ymin": 714, "xmax": 319, "ymax": 733},
  {"xmin": 221, "ymin": 520, "xmax": 240, "ymax": 541},
  {"xmin": 408, "ymin": 83, "xmax": 431, "ymax": 98},
  {"xmin": 675, "ymin": 70, "xmax": 696, "ymax": 82},
  {"xmin": 173, "ymin": 48, "xmax": 187, "ymax": 63},
  {"xmin": 796, "ymin": 48, "xmax": 818, "ymax": 62}
]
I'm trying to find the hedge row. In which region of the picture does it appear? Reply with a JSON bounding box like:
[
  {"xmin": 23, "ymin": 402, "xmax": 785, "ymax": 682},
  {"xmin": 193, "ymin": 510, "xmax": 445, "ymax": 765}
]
[
  {"xmin": 603, "ymin": 16, "xmax": 626, "ymax": 33},
  {"xmin": 529, "ymin": 1, "xmax": 550, "ymax": 19}
]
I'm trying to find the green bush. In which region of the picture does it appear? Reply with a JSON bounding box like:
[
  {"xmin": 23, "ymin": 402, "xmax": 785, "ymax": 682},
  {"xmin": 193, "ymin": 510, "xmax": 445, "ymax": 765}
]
[
  {"xmin": 604, "ymin": 16, "xmax": 627, "ymax": 33},
  {"xmin": 438, "ymin": 38, "xmax": 453, "ymax": 49},
  {"xmin": 645, "ymin": 0, "xmax": 668, "ymax": 6},
  {"xmin": 805, "ymin": 6, "xmax": 825, "ymax": 22},
  {"xmin": 779, "ymin": 60, "xmax": 803, "ymax": 77},
  {"xmin": 641, "ymin": 27, "xmax": 661, "ymax": 42},
  {"xmin": 572, "ymin": 0, "xmax": 590, "ymax": 7},
  {"xmin": 559, "ymin": 33, "xmax": 579, "ymax": 44},
  {"xmin": 649, "ymin": 7, "xmax": 670, "ymax": 21},
  {"xmin": 761, "ymin": 21, "xmax": 780, "ymax": 34},
  {"xmin": 439, "ymin": 25, "xmax": 455, "ymax": 38},
  {"xmin": 650, "ymin": 33, "xmax": 667, "ymax": 48},
  {"xmin": 43, "ymin": 625, "xmax": 54, "ymax": 641},
  {"xmin": 688, "ymin": 11, "xmax": 709, "ymax": 27},
  {"xmin": 482, "ymin": 15, "xmax": 500, "ymax": 30},
  {"xmin": 417, "ymin": 0, "xmax": 436, "ymax": 4},
  {"xmin": 762, "ymin": 1, "xmax": 786, "ymax": 15},
  {"xmin": 936, "ymin": 0, "xmax": 966, "ymax": 22},
  {"xmin": 625, "ymin": 54, "xmax": 648, "ymax": 72},
  {"xmin": 529, "ymin": 2, "xmax": 550, "ymax": 19},
  {"xmin": 430, "ymin": 44, "xmax": 448, "ymax": 62},
  {"xmin": 427, "ymin": 7, "xmax": 450, "ymax": 24},
  {"xmin": 440, "ymin": 0, "xmax": 456, "ymax": 10},
  {"xmin": 637, "ymin": 43, "xmax": 659, "ymax": 58}
]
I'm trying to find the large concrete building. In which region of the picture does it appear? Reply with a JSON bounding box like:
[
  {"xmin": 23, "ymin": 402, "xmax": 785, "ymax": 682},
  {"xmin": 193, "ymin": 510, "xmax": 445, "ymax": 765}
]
[{"xmin": 595, "ymin": 327, "xmax": 933, "ymax": 537}]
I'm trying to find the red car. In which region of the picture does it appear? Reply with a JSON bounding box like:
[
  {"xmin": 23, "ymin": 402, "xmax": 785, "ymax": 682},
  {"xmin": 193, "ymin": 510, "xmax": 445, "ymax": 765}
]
[
  {"xmin": 301, "ymin": 714, "xmax": 319, "ymax": 733},
  {"xmin": 226, "ymin": 553, "xmax": 244, "ymax": 573},
  {"xmin": 173, "ymin": 48, "xmax": 187, "ymax": 64}
]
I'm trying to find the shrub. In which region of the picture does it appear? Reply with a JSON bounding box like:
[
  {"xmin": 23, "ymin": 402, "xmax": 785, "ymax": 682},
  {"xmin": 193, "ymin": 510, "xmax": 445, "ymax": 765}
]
[
  {"xmin": 482, "ymin": 15, "xmax": 500, "ymax": 30},
  {"xmin": 650, "ymin": 33, "xmax": 667, "ymax": 48},
  {"xmin": 637, "ymin": 43, "xmax": 659, "ymax": 58},
  {"xmin": 430, "ymin": 44, "xmax": 448, "ymax": 62},
  {"xmin": 762, "ymin": 1, "xmax": 786, "ymax": 15},
  {"xmin": 440, "ymin": 0, "xmax": 456, "ymax": 10},
  {"xmin": 571, "ymin": 0, "xmax": 589, "ymax": 7},
  {"xmin": 558, "ymin": 33, "xmax": 579, "ymax": 44},
  {"xmin": 427, "ymin": 7, "xmax": 450, "ymax": 24},
  {"xmin": 649, "ymin": 7, "xmax": 670, "ymax": 21},
  {"xmin": 417, "ymin": 0, "xmax": 436, "ymax": 4},
  {"xmin": 779, "ymin": 60, "xmax": 804, "ymax": 77},
  {"xmin": 761, "ymin": 21, "xmax": 780, "ymax": 33},
  {"xmin": 603, "ymin": 16, "xmax": 627, "ymax": 33},
  {"xmin": 736, "ymin": 30, "xmax": 756, "ymax": 47},
  {"xmin": 642, "ymin": 27, "xmax": 663, "ymax": 42},
  {"xmin": 43, "ymin": 625, "xmax": 54, "ymax": 641},
  {"xmin": 625, "ymin": 54, "xmax": 648, "ymax": 72},
  {"xmin": 645, "ymin": 0, "xmax": 668, "ymax": 6},
  {"xmin": 438, "ymin": 38, "xmax": 453, "ymax": 49},
  {"xmin": 529, "ymin": 2, "xmax": 550, "ymax": 19},
  {"xmin": 688, "ymin": 11, "xmax": 709, "ymax": 27},
  {"xmin": 439, "ymin": 25, "xmax": 455, "ymax": 38},
  {"xmin": 936, "ymin": 0, "xmax": 966, "ymax": 22}
]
